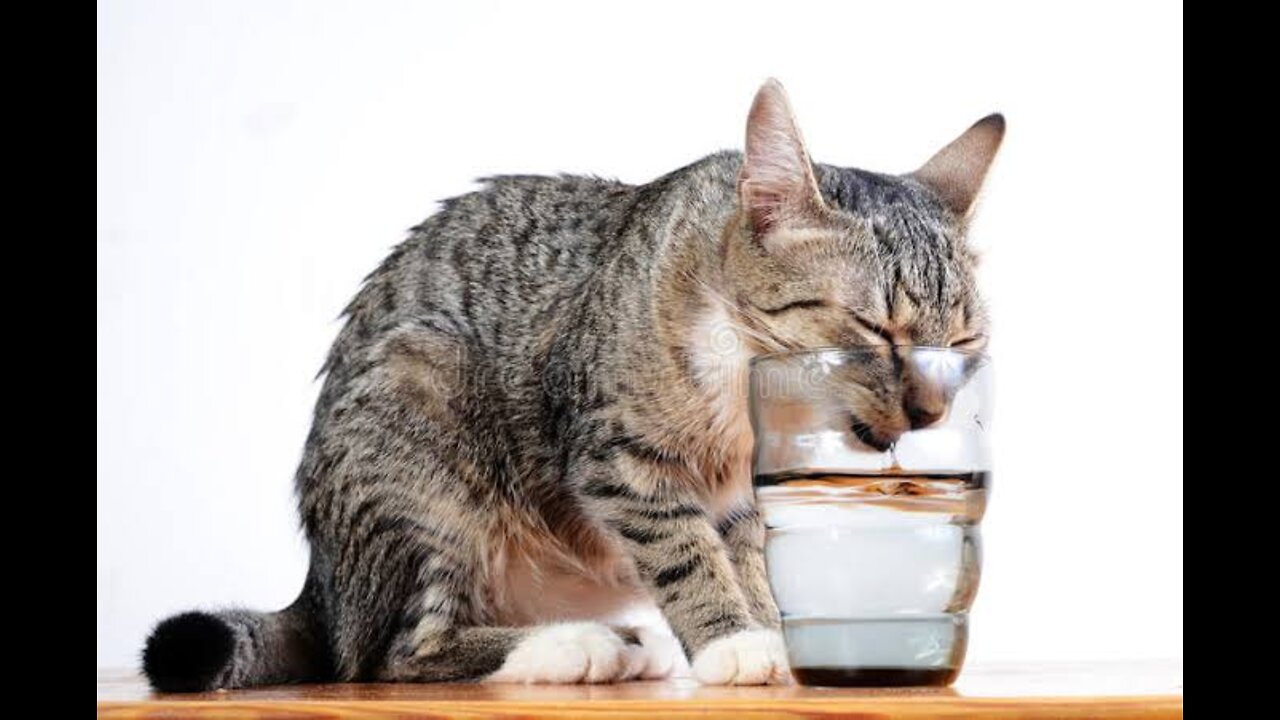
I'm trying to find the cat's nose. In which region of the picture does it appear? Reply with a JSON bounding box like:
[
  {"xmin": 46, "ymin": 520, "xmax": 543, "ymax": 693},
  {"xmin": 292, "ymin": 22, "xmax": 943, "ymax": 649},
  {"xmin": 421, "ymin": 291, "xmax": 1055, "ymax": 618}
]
[{"xmin": 905, "ymin": 401, "xmax": 945, "ymax": 430}]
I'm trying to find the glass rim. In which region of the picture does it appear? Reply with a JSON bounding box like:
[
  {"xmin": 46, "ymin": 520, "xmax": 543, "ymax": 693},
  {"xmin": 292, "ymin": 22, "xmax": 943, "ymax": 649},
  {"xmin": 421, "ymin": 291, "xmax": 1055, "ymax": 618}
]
[{"xmin": 749, "ymin": 345, "xmax": 990, "ymax": 367}]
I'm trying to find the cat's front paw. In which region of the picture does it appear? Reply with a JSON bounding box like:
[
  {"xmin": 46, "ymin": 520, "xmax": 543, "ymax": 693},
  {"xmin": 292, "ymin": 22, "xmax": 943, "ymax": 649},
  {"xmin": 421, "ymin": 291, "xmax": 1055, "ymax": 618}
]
[
  {"xmin": 631, "ymin": 626, "xmax": 682, "ymax": 680},
  {"xmin": 485, "ymin": 623, "xmax": 651, "ymax": 684},
  {"xmin": 691, "ymin": 628, "xmax": 790, "ymax": 685}
]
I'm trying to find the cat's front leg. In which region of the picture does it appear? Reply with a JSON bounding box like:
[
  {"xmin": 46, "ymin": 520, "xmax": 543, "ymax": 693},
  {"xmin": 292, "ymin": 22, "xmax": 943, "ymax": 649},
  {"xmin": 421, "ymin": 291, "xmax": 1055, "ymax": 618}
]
[
  {"xmin": 578, "ymin": 455, "xmax": 789, "ymax": 685},
  {"xmin": 717, "ymin": 504, "xmax": 782, "ymax": 630}
]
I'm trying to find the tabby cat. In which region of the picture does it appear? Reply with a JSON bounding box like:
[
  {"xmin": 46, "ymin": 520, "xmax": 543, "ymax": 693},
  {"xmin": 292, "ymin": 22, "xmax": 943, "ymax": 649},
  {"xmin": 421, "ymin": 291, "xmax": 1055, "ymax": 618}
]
[{"xmin": 142, "ymin": 79, "xmax": 1003, "ymax": 690}]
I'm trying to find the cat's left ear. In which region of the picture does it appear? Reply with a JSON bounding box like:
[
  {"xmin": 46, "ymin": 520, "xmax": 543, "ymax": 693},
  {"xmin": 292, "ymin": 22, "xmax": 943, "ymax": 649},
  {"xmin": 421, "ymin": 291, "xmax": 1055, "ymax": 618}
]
[{"xmin": 911, "ymin": 113, "xmax": 1006, "ymax": 219}]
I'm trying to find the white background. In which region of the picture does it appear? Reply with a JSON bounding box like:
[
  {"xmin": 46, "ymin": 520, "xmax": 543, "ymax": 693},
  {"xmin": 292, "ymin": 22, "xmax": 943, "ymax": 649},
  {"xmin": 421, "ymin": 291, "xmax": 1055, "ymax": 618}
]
[{"xmin": 98, "ymin": 0, "xmax": 1182, "ymax": 668}]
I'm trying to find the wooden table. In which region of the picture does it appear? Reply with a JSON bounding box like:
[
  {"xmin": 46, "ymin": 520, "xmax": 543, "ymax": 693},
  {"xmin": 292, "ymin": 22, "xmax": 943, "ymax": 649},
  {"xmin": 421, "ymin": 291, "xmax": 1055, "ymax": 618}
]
[{"xmin": 97, "ymin": 660, "xmax": 1182, "ymax": 718}]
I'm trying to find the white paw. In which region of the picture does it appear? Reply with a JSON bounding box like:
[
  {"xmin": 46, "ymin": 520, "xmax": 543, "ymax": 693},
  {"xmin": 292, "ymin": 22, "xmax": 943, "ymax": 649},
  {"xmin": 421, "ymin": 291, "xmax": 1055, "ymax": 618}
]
[
  {"xmin": 691, "ymin": 628, "xmax": 790, "ymax": 685},
  {"xmin": 485, "ymin": 623, "xmax": 633, "ymax": 684},
  {"xmin": 632, "ymin": 627, "xmax": 682, "ymax": 680}
]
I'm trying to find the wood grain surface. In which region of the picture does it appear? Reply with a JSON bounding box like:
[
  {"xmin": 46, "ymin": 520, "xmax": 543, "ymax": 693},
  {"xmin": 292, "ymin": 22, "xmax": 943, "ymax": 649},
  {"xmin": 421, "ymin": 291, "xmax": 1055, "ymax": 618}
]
[{"xmin": 97, "ymin": 660, "xmax": 1182, "ymax": 719}]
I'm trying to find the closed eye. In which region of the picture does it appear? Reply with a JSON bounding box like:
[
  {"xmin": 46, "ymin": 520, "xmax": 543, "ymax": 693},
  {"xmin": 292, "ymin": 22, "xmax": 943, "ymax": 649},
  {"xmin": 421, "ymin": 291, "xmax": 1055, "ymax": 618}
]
[
  {"xmin": 849, "ymin": 312, "xmax": 894, "ymax": 344},
  {"xmin": 759, "ymin": 299, "xmax": 828, "ymax": 314},
  {"xmin": 950, "ymin": 334, "xmax": 986, "ymax": 348}
]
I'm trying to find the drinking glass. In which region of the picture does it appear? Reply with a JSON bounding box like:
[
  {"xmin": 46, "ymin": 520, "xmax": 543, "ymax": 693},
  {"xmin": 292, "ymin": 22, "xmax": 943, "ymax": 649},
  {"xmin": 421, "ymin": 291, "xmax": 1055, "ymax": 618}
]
[{"xmin": 749, "ymin": 346, "xmax": 992, "ymax": 687}]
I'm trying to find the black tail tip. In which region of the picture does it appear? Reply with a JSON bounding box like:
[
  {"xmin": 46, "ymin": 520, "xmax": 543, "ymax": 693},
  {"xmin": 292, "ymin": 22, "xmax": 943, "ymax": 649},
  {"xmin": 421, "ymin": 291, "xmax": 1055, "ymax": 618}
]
[{"xmin": 142, "ymin": 611, "xmax": 235, "ymax": 693}]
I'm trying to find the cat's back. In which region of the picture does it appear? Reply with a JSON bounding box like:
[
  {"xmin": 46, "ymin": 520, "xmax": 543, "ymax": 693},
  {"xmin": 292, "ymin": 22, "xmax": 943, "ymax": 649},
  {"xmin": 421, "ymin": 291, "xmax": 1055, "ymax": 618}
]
[
  {"xmin": 320, "ymin": 173, "xmax": 632, "ymax": 386},
  {"xmin": 415, "ymin": 172, "xmax": 635, "ymax": 287},
  {"xmin": 327, "ymin": 154, "xmax": 742, "ymax": 381},
  {"xmin": 387, "ymin": 173, "xmax": 629, "ymax": 334},
  {"xmin": 374, "ymin": 157, "xmax": 737, "ymax": 332}
]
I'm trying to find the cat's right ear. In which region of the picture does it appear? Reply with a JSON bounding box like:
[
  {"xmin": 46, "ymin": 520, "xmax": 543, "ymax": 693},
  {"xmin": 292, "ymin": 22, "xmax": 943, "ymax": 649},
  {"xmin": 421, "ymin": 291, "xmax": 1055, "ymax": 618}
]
[
  {"xmin": 911, "ymin": 113, "xmax": 1006, "ymax": 219},
  {"xmin": 738, "ymin": 79, "xmax": 825, "ymax": 241}
]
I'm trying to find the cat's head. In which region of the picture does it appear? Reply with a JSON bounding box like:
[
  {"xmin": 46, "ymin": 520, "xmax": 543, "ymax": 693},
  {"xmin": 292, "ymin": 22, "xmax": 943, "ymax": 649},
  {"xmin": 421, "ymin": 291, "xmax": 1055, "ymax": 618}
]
[{"xmin": 725, "ymin": 79, "xmax": 1003, "ymax": 451}]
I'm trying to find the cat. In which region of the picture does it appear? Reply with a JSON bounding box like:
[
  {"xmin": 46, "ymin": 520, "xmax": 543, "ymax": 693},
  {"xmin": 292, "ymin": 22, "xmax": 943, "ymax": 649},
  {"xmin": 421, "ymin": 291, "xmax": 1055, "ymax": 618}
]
[{"xmin": 141, "ymin": 79, "xmax": 1002, "ymax": 691}]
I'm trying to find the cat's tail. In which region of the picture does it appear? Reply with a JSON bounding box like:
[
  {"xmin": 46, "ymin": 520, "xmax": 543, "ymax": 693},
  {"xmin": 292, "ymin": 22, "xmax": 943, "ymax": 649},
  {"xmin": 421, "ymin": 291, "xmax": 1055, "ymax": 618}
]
[{"xmin": 141, "ymin": 581, "xmax": 331, "ymax": 692}]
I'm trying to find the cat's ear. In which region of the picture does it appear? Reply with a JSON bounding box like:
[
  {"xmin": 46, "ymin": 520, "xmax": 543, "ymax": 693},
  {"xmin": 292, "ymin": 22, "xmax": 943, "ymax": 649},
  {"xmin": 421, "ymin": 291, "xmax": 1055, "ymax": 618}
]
[
  {"xmin": 911, "ymin": 113, "xmax": 1005, "ymax": 218},
  {"xmin": 739, "ymin": 78, "xmax": 824, "ymax": 239}
]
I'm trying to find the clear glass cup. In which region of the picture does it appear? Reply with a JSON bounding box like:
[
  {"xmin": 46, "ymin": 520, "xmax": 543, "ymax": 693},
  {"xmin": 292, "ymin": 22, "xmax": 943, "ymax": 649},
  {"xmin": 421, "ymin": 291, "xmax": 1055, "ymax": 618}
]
[{"xmin": 749, "ymin": 346, "xmax": 992, "ymax": 687}]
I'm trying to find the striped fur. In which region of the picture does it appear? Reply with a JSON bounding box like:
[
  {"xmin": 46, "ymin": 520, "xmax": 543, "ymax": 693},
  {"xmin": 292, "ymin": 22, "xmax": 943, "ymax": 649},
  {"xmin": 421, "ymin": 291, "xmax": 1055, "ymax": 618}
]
[{"xmin": 143, "ymin": 79, "xmax": 1003, "ymax": 690}]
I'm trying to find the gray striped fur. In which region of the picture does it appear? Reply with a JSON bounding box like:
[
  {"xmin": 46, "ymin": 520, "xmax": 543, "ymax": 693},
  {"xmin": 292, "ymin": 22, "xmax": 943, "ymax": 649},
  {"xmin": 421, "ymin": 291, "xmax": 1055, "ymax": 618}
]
[{"xmin": 142, "ymin": 79, "xmax": 1003, "ymax": 690}]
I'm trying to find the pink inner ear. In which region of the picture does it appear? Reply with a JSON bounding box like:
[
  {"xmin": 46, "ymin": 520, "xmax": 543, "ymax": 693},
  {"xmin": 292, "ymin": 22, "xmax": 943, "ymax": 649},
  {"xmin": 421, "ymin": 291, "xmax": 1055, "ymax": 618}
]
[{"xmin": 740, "ymin": 180, "xmax": 784, "ymax": 234}]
